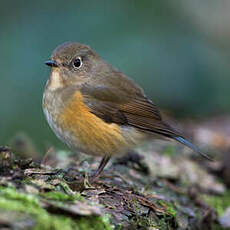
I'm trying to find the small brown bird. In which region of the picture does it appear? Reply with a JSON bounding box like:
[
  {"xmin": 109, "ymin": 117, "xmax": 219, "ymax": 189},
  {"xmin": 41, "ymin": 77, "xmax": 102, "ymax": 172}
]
[{"xmin": 43, "ymin": 42, "xmax": 210, "ymax": 179}]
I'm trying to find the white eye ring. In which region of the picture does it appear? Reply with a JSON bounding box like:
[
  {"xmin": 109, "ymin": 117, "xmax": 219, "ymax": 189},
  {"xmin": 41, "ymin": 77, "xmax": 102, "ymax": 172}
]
[{"xmin": 73, "ymin": 57, "xmax": 82, "ymax": 69}]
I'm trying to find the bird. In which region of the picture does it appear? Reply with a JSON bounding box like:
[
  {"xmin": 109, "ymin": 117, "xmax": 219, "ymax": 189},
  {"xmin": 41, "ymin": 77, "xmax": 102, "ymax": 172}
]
[{"xmin": 43, "ymin": 42, "xmax": 211, "ymax": 179}]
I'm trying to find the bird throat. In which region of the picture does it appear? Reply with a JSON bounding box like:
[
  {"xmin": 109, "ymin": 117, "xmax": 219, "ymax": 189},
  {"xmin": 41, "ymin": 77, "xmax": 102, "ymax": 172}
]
[{"xmin": 47, "ymin": 69, "xmax": 65, "ymax": 91}]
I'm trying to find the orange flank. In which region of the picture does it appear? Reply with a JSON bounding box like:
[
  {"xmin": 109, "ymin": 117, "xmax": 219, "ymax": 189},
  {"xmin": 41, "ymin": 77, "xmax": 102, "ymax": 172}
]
[{"xmin": 59, "ymin": 91, "xmax": 127, "ymax": 156}]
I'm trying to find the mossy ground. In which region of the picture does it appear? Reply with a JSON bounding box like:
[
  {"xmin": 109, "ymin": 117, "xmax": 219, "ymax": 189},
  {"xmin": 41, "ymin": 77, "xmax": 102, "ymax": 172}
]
[
  {"xmin": 0, "ymin": 145, "xmax": 228, "ymax": 229},
  {"xmin": 0, "ymin": 186, "xmax": 112, "ymax": 230},
  {"xmin": 202, "ymin": 190, "xmax": 230, "ymax": 216}
]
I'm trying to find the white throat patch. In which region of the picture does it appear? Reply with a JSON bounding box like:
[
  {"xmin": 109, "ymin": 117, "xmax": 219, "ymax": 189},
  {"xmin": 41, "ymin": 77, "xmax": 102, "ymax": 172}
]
[{"xmin": 47, "ymin": 69, "xmax": 64, "ymax": 90}]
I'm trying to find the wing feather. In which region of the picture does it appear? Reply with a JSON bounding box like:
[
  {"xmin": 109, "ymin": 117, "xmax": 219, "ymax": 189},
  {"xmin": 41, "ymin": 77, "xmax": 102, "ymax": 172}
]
[{"xmin": 81, "ymin": 84, "xmax": 180, "ymax": 137}]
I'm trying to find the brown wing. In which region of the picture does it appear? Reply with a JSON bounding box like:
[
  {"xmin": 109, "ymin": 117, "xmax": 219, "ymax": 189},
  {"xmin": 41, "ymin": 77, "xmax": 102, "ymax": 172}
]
[{"xmin": 81, "ymin": 84, "xmax": 180, "ymax": 138}]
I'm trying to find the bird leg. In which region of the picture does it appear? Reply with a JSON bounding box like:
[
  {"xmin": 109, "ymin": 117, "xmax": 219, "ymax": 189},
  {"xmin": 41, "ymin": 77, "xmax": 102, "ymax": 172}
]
[{"xmin": 92, "ymin": 156, "xmax": 111, "ymax": 180}]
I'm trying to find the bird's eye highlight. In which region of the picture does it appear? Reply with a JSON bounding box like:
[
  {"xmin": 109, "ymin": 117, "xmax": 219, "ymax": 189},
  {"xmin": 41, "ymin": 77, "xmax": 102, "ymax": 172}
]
[{"xmin": 73, "ymin": 57, "xmax": 82, "ymax": 68}]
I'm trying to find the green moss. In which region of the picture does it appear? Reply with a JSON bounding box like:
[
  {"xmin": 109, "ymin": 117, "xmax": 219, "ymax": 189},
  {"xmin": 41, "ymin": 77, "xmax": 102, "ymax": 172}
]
[
  {"xmin": 41, "ymin": 191, "xmax": 84, "ymax": 201},
  {"xmin": 202, "ymin": 190, "xmax": 230, "ymax": 216},
  {"xmin": 130, "ymin": 200, "xmax": 177, "ymax": 229},
  {"xmin": 0, "ymin": 186, "xmax": 40, "ymax": 208},
  {"xmin": 59, "ymin": 181, "xmax": 76, "ymax": 195},
  {"xmin": 159, "ymin": 200, "xmax": 177, "ymax": 217},
  {"xmin": 0, "ymin": 186, "xmax": 113, "ymax": 230}
]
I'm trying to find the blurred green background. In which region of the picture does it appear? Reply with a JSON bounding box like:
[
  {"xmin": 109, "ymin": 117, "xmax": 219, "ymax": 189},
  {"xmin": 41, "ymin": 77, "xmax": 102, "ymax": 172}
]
[{"xmin": 0, "ymin": 0, "xmax": 229, "ymax": 151}]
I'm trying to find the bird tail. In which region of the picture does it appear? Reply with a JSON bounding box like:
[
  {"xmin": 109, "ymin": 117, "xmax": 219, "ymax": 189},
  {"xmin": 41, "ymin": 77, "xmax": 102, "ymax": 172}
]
[{"xmin": 173, "ymin": 136, "xmax": 212, "ymax": 161}]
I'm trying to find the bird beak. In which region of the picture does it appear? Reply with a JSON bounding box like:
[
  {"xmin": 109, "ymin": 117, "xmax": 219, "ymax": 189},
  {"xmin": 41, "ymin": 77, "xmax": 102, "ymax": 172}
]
[{"xmin": 45, "ymin": 60, "xmax": 58, "ymax": 67}]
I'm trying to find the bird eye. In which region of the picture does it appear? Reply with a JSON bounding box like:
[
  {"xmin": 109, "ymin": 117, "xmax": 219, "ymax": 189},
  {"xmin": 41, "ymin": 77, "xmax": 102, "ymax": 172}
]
[{"xmin": 73, "ymin": 57, "xmax": 82, "ymax": 68}]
